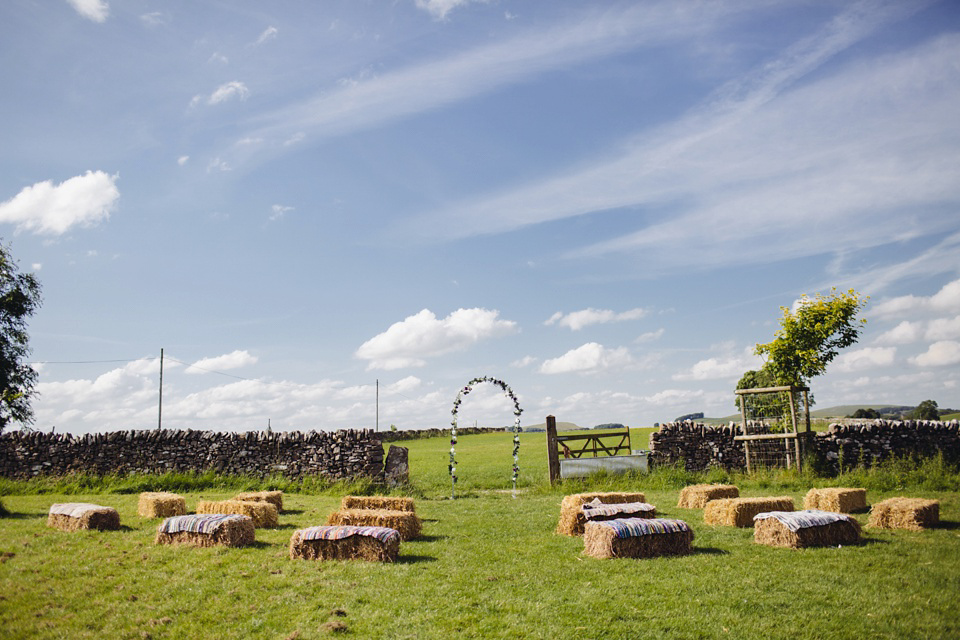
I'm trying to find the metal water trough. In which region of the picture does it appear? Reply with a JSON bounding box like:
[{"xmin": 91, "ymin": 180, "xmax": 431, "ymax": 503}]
[{"xmin": 558, "ymin": 451, "xmax": 649, "ymax": 479}]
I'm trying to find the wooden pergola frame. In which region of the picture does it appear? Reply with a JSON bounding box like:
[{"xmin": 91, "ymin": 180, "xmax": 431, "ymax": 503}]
[{"xmin": 734, "ymin": 385, "xmax": 811, "ymax": 472}]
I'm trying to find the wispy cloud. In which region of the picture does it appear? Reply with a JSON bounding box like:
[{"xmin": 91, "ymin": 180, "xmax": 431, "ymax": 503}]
[
  {"xmin": 186, "ymin": 350, "xmax": 258, "ymax": 374},
  {"xmin": 191, "ymin": 81, "xmax": 250, "ymax": 108},
  {"xmin": 415, "ymin": 0, "xmax": 486, "ymax": 21},
  {"xmin": 545, "ymin": 307, "xmax": 648, "ymax": 331},
  {"xmin": 0, "ymin": 170, "xmax": 119, "ymax": 236},
  {"xmin": 66, "ymin": 0, "xmax": 109, "ymax": 23},
  {"xmin": 253, "ymin": 26, "xmax": 278, "ymax": 46}
]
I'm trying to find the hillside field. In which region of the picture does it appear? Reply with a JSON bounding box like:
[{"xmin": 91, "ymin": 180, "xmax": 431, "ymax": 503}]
[{"xmin": 0, "ymin": 430, "xmax": 957, "ymax": 639}]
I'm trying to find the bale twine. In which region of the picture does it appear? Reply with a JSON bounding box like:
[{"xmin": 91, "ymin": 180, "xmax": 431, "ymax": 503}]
[
  {"xmin": 196, "ymin": 500, "xmax": 278, "ymax": 528},
  {"xmin": 155, "ymin": 514, "xmax": 255, "ymax": 548},
  {"xmin": 802, "ymin": 488, "xmax": 867, "ymax": 513},
  {"xmin": 556, "ymin": 492, "xmax": 646, "ymax": 536},
  {"xmin": 677, "ymin": 484, "xmax": 739, "ymax": 509},
  {"xmin": 47, "ymin": 503, "xmax": 121, "ymax": 532},
  {"xmin": 753, "ymin": 511, "xmax": 861, "ymax": 548},
  {"xmin": 340, "ymin": 495, "xmax": 416, "ymax": 513},
  {"xmin": 326, "ymin": 508, "xmax": 421, "ymax": 541},
  {"xmin": 583, "ymin": 518, "xmax": 694, "ymax": 559},
  {"xmin": 867, "ymin": 497, "xmax": 939, "ymax": 531},
  {"xmin": 138, "ymin": 492, "xmax": 187, "ymax": 518},
  {"xmin": 233, "ymin": 491, "xmax": 283, "ymax": 512},
  {"xmin": 704, "ymin": 497, "xmax": 794, "ymax": 528},
  {"xmin": 289, "ymin": 525, "xmax": 400, "ymax": 562}
]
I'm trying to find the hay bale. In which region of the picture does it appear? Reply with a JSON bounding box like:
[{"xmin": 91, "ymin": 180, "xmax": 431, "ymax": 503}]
[
  {"xmin": 47, "ymin": 503, "xmax": 120, "ymax": 531},
  {"xmin": 196, "ymin": 500, "xmax": 278, "ymax": 528},
  {"xmin": 754, "ymin": 510, "xmax": 861, "ymax": 548},
  {"xmin": 233, "ymin": 491, "xmax": 283, "ymax": 512},
  {"xmin": 340, "ymin": 495, "xmax": 416, "ymax": 513},
  {"xmin": 802, "ymin": 488, "xmax": 867, "ymax": 513},
  {"xmin": 677, "ymin": 484, "xmax": 739, "ymax": 509},
  {"xmin": 155, "ymin": 514, "xmax": 255, "ymax": 548},
  {"xmin": 581, "ymin": 501, "xmax": 656, "ymax": 526},
  {"xmin": 138, "ymin": 492, "xmax": 187, "ymax": 518},
  {"xmin": 583, "ymin": 518, "xmax": 694, "ymax": 559},
  {"xmin": 868, "ymin": 497, "xmax": 939, "ymax": 531},
  {"xmin": 704, "ymin": 497, "xmax": 794, "ymax": 528},
  {"xmin": 326, "ymin": 508, "xmax": 421, "ymax": 541},
  {"xmin": 289, "ymin": 525, "xmax": 400, "ymax": 562},
  {"xmin": 556, "ymin": 492, "xmax": 646, "ymax": 536}
]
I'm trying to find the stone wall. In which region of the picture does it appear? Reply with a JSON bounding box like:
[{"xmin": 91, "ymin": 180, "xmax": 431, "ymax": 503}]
[
  {"xmin": 0, "ymin": 428, "xmax": 385, "ymax": 481},
  {"xmin": 649, "ymin": 419, "xmax": 960, "ymax": 472}
]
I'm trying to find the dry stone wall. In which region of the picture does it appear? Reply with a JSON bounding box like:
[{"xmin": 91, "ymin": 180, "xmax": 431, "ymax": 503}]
[
  {"xmin": 0, "ymin": 428, "xmax": 385, "ymax": 481},
  {"xmin": 650, "ymin": 419, "xmax": 960, "ymax": 473}
]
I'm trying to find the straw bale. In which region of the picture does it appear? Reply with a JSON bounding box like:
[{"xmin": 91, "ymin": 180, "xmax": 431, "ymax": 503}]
[
  {"xmin": 326, "ymin": 508, "xmax": 421, "ymax": 540},
  {"xmin": 754, "ymin": 516, "xmax": 861, "ymax": 549},
  {"xmin": 677, "ymin": 484, "xmax": 739, "ymax": 509},
  {"xmin": 233, "ymin": 491, "xmax": 283, "ymax": 512},
  {"xmin": 340, "ymin": 495, "xmax": 416, "ymax": 513},
  {"xmin": 583, "ymin": 520, "xmax": 693, "ymax": 559},
  {"xmin": 802, "ymin": 488, "xmax": 867, "ymax": 513},
  {"xmin": 138, "ymin": 492, "xmax": 187, "ymax": 518},
  {"xmin": 196, "ymin": 500, "xmax": 278, "ymax": 528},
  {"xmin": 155, "ymin": 516, "xmax": 255, "ymax": 548},
  {"xmin": 47, "ymin": 504, "xmax": 121, "ymax": 532},
  {"xmin": 867, "ymin": 497, "xmax": 939, "ymax": 531},
  {"xmin": 556, "ymin": 492, "xmax": 646, "ymax": 536},
  {"xmin": 289, "ymin": 528, "xmax": 399, "ymax": 562},
  {"xmin": 704, "ymin": 497, "xmax": 794, "ymax": 528}
]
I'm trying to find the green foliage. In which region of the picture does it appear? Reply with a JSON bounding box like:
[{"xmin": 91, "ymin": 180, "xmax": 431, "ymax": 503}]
[
  {"xmin": 754, "ymin": 288, "xmax": 868, "ymax": 387},
  {"xmin": 0, "ymin": 242, "xmax": 42, "ymax": 432},
  {"xmin": 850, "ymin": 408, "xmax": 882, "ymax": 419},
  {"xmin": 912, "ymin": 399, "xmax": 940, "ymax": 420}
]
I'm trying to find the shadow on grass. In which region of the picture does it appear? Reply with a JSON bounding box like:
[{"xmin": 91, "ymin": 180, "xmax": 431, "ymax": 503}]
[
  {"xmin": 411, "ymin": 534, "xmax": 448, "ymax": 542},
  {"xmin": 0, "ymin": 512, "xmax": 46, "ymax": 520},
  {"xmin": 934, "ymin": 520, "xmax": 960, "ymax": 530},
  {"xmin": 396, "ymin": 554, "xmax": 437, "ymax": 564},
  {"xmin": 692, "ymin": 547, "xmax": 729, "ymax": 556},
  {"xmin": 281, "ymin": 509, "xmax": 305, "ymax": 515}
]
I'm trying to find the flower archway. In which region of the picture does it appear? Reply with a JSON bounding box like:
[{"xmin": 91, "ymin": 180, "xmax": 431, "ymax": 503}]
[{"xmin": 449, "ymin": 376, "xmax": 522, "ymax": 499}]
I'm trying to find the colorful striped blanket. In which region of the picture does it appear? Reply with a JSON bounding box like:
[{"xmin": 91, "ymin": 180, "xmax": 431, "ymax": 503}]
[
  {"xmin": 582, "ymin": 502, "xmax": 655, "ymax": 519},
  {"xmin": 158, "ymin": 514, "xmax": 250, "ymax": 535},
  {"xmin": 753, "ymin": 510, "xmax": 854, "ymax": 532},
  {"xmin": 49, "ymin": 503, "xmax": 112, "ymax": 518},
  {"xmin": 297, "ymin": 525, "xmax": 400, "ymax": 545},
  {"xmin": 600, "ymin": 517, "xmax": 692, "ymax": 538}
]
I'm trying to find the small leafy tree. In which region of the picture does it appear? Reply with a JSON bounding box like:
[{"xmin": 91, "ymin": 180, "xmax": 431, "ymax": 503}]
[
  {"xmin": 850, "ymin": 408, "xmax": 881, "ymax": 419},
  {"xmin": 912, "ymin": 400, "xmax": 939, "ymax": 421},
  {"xmin": 0, "ymin": 242, "xmax": 42, "ymax": 432}
]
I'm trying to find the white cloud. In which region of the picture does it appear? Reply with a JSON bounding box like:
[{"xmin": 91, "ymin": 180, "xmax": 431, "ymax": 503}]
[
  {"xmin": 645, "ymin": 388, "xmax": 705, "ymax": 406},
  {"xmin": 177, "ymin": 156, "xmax": 190, "ymax": 166},
  {"xmin": 270, "ymin": 204, "xmax": 293, "ymax": 221},
  {"xmin": 539, "ymin": 343, "xmax": 633, "ymax": 375},
  {"xmin": 208, "ymin": 81, "xmax": 249, "ymax": 105},
  {"xmin": 511, "ymin": 356, "xmax": 537, "ymax": 368},
  {"xmin": 834, "ymin": 346, "xmax": 896, "ymax": 372},
  {"xmin": 673, "ymin": 346, "xmax": 762, "ymax": 381},
  {"xmin": 926, "ymin": 315, "xmax": 960, "ymax": 341},
  {"xmin": 253, "ymin": 26, "xmax": 278, "ymax": 45},
  {"xmin": 140, "ymin": 11, "xmax": 166, "ymax": 27},
  {"xmin": 66, "ymin": 0, "xmax": 109, "ymax": 23},
  {"xmin": 31, "ymin": 263, "xmax": 42, "ymax": 271},
  {"xmin": 206, "ymin": 157, "xmax": 231, "ymax": 172},
  {"xmin": 912, "ymin": 341, "xmax": 960, "ymax": 367},
  {"xmin": 208, "ymin": 52, "xmax": 229, "ymax": 65},
  {"xmin": 186, "ymin": 350, "xmax": 258, "ymax": 374},
  {"xmin": 545, "ymin": 307, "xmax": 648, "ymax": 331},
  {"xmin": 414, "ymin": 0, "xmax": 485, "ymax": 20},
  {"xmin": 874, "ymin": 320, "xmax": 923, "ymax": 345},
  {"xmin": 873, "ymin": 278, "xmax": 960, "ymax": 318},
  {"xmin": 636, "ymin": 329, "xmax": 665, "ymax": 343},
  {"xmin": 355, "ymin": 308, "xmax": 517, "ymax": 370},
  {"xmin": 0, "ymin": 171, "xmax": 118, "ymax": 236}
]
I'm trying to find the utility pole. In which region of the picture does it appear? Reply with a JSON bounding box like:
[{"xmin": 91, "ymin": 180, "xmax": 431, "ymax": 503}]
[
  {"xmin": 376, "ymin": 378, "xmax": 379, "ymax": 432},
  {"xmin": 158, "ymin": 348, "xmax": 164, "ymax": 430}
]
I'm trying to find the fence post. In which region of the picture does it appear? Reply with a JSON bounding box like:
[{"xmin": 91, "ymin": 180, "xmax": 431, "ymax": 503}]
[{"xmin": 546, "ymin": 415, "xmax": 560, "ymax": 484}]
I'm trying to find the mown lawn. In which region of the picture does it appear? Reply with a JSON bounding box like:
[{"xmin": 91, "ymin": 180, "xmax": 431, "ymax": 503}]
[{"xmin": 0, "ymin": 430, "xmax": 958, "ymax": 639}]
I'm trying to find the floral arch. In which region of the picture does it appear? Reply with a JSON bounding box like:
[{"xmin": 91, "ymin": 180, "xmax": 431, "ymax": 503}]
[{"xmin": 449, "ymin": 376, "xmax": 523, "ymax": 498}]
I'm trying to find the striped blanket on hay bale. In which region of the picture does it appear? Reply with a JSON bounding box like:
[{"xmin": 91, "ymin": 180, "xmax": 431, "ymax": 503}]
[
  {"xmin": 156, "ymin": 514, "xmax": 255, "ymax": 548},
  {"xmin": 754, "ymin": 510, "xmax": 861, "ymax": 548},
  {"xmin": 581, "ymin": 500, "xmax": 656, "ymax": 525},
  {"xmin": 327, "ymin": 508, "xmax": 421, "ymax": 541},
  {"xmin": 233, "ymin": 490, "xmax": 284, "ymax": 512},
  {"xmin": 868, "ymin": 497, "xmax": 939, "ymax": 531},
  {"xmin": 340, "ymin": 495, "xmax": 416, "ymax": 513},
  {"xmin": 677, "ymin": 484, "xmax": 739, "ymax": 509},
  {"xmin": 583, "ymin": 518, "xmax": 694, "ymax": 559},
  {"xmin": 289, "ymin": 525, "xmax": 400, "ymax": 562},
  {"xmin": 557, "ymin": 492, "xmax": 646, "ymax": 536},
  {"xmin": 196, "ymin": 500, "xmax": 278, "ymax": 528},
  {"xmin": 48, "ymin": 503, "xmax": 121, "ymax": 531},
  {"xmin": 704, "ymin": 497, "xmax": 795, "ymax": 528},
  {"xmin": 138, "ymin": 492, "xmax": 186, "ymax": 518},
  {"xmin": 803, "ymin": 488, "xmax": 867, "ymax": 513}
]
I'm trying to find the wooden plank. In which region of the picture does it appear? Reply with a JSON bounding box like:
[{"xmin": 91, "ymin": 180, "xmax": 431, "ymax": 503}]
[{"xmin": 546, "ymin": 416, "xmax": 560, "ymax": 485}]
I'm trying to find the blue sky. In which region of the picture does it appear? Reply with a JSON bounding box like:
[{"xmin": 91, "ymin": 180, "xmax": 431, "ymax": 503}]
[{"xmin": 1, "ymin": 0, "xmax": 959, "ymax": 435}]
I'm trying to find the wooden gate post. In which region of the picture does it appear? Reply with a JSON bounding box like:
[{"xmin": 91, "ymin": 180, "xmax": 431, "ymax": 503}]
[{"xmin": 546, "ymin": 415, "xmax": 560, "ymax": 484}]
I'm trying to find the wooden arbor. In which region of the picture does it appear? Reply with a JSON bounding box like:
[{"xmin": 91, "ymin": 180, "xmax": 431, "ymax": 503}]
[{"xmin": 734, "ymin": 385, "xmax": 811, "ymax": 472}]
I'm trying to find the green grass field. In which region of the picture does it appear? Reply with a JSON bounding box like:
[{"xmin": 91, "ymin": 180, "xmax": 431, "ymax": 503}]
[{"xmin": 1, "ymin": 430, "xmax": 958, "ymax": 639}]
